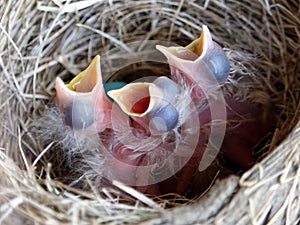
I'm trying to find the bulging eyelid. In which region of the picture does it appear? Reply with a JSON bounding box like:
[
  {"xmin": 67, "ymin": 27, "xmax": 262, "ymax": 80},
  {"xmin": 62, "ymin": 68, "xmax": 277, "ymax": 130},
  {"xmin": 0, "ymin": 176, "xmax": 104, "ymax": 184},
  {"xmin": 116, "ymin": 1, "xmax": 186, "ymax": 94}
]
[
  {"xmin": 150, "ymin": 77, "xmax": 181, "ymax": 132},
  {"xmin": 149, "ymin": 102, "xmax": 179, "ymax": 132},
  {"xmin": 64, "ymin": 99, "xmax": 95, "ymax": 129},
  {"xmin": 203, "ymin": 44, "xmax": 230, "ymax": 83}
]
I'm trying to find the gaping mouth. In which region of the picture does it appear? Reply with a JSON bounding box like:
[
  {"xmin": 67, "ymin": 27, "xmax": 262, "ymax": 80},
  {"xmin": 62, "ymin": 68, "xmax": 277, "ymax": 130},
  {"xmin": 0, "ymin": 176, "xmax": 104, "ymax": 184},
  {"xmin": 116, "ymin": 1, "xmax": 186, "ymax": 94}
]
[
  {"xmin": 107, "ymin": 82, "xmax": 154, "ymax": 117},
  {"xmin": 156, "ymin": 25, "xmax": 230, "ymax": 85},
  {"xmin": 55, "ymin": 55, "xmax": 103, "ymax": 107},
  {"xmin": 55, "ymin": 55, "xmax": 112, "ymax": 131},
  {"xmin": 156, "ymin": 25, "xmax": 214, "ymax": 63},
  {"xmin": 67, "ymin": 56, "xmax": 101, "ymax": 93}
]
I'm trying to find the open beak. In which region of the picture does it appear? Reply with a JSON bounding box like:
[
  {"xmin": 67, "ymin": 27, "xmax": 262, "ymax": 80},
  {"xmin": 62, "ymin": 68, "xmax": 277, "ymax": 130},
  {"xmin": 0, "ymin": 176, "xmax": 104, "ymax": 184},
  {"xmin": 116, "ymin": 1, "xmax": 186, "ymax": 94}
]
[
  {"xmin": 156, "ymin": 25, "xmax": 230, "ymax": 89},
  {"xmin": 107, "ymin": 82, "xmax": 158, "ymax": 118},
  {"xmin": 107, "ymin": 77, "xmax": 180, "ymax": 133},
  {"xmin": 55, "ymin": 55, "xmax": 112, "ymax": 131}
]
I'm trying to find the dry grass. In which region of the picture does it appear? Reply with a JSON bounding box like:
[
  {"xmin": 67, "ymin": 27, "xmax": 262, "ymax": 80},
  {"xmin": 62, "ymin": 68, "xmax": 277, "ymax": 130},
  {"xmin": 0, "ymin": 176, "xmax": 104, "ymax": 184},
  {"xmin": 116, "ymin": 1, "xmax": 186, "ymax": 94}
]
[{"xmin": 0, "ymin": 0, "xmax": 299, "ymax": 224}]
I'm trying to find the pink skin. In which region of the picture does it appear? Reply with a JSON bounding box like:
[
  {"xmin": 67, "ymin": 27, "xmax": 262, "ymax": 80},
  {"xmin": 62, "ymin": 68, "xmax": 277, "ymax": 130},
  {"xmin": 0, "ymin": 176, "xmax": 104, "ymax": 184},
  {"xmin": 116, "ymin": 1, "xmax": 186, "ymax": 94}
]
[
  {"xmin": 56, "ymin": 25, "xmax": 275, "ymax": 196},
  {"xmin": 126, "ymin": 100, "xmax": 273, "ymax": 195},
  {"xmin": 145, "ymin": 26, "xmax": 274, "ymax": 195},
  {"xmin": 98, "ymin": 94, "xmax": 274, "ymax": 196},
  {"xmin": 122, "ymin": 29, "xmax": 274, "ymax": 194},
  {"xmin": 57, "ymin": 72, "xmax": 274, "ymax": 196}
]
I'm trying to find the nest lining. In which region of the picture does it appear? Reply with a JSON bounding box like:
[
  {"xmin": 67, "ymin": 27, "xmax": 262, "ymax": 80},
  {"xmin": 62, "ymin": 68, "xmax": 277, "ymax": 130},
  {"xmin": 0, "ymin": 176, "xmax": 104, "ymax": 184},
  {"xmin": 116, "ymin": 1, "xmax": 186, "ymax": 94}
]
[{"xmin": 0, "ymin": 0, "xmax": 299, "ymax": 224}]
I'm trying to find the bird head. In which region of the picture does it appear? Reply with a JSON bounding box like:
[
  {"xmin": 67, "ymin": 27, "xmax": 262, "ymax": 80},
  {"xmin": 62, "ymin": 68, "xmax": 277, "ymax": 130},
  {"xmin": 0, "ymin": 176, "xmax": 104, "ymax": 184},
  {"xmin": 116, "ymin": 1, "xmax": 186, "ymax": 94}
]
[
  {"xmin": 107, "ymin": 76, "xmax": 186, "ymax": 134},
  {"xmin": 55, "ymin": 55, "xmax": 112, "ymax": 132},
  {"xmin": 156, "ymin": 25, "xmax": 230, "ymax": 93}
]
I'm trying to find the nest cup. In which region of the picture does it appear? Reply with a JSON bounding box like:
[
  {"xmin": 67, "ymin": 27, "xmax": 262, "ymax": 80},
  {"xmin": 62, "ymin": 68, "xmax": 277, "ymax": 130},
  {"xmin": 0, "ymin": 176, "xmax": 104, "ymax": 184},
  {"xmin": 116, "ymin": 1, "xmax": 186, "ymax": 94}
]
[{"xmin": 0, "ymin": 0, "xmax": 299, "ymax": 224}]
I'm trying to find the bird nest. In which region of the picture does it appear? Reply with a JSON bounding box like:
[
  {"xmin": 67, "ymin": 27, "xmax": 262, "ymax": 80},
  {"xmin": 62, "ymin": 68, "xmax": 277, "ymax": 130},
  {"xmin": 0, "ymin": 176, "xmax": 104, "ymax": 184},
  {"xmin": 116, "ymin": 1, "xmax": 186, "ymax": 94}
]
[{"xmin": 0, "ymin": 0, "xmax": 299, "ymax": 224}]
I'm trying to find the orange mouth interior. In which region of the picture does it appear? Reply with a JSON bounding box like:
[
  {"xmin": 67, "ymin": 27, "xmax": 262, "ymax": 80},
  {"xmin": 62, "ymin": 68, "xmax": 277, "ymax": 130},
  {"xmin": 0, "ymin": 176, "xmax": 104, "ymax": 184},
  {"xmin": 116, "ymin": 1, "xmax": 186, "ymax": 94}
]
[{"xmin": 131, "ymin": 96, "xmax": 150, "ymax": 114}]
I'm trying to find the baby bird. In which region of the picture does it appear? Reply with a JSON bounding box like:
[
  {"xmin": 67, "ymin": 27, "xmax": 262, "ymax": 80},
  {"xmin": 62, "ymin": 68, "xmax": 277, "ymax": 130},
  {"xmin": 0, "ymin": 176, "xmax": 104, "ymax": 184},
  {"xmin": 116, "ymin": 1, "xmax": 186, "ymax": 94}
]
[{"xmin": 41, "ymin": 25, "xmax": 274, "ymax": 196}]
